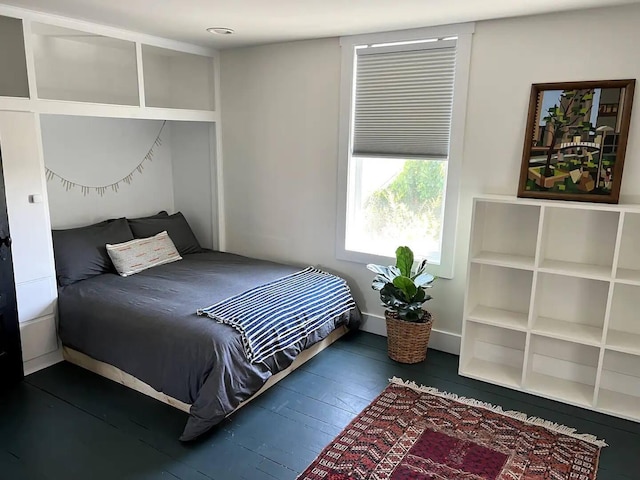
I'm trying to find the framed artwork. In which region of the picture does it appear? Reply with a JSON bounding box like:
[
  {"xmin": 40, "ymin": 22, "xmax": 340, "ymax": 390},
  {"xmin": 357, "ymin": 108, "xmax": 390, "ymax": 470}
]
[{"xmin": 518, "ymin": 80, "xmax": 635, "ymax": 203}]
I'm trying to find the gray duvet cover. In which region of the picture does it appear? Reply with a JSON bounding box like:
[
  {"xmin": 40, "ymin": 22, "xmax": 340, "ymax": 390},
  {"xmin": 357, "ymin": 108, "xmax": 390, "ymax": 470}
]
[{"xmin": 57, "ymin": 251, "xmax": 361, "ymax": 441}]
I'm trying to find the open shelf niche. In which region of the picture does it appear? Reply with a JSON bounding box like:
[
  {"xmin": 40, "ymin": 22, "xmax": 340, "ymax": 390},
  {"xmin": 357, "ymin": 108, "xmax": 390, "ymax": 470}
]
[
  {"xmin": 531, "ymin": 273, "xmax": 607, "ymax": 345},
  {"xmin": 0, "ymin": 11, "xmax": 218, "ymax": 122},
  {"xmin": 597, "ymin": 350, "xmax": 640, "ymax": 421},
  {"xmin": 539, "ymin": 206, "xmax": 619, "ymax": 279},
  {"xmin": 470, "ymin": 200, "xmax": 540, "ymax": 270},
  {"xmin": 460, "ymin": 322, "xmax": 526, "ymax": 389},
  {"xmin": 616, "ymin": 212, "xmax": 640, "ymax": 285},
  {"xmin": 142, "ymin": 45, "xmax": 215, "ymax": 111},
  {"xmin": 31, "ymin": 23, "xmax": 139, "ymax": 106},
  {"xmin": 0, "ymin": 15, "xmax": 30, "ymax": 98},
  {"xmin": 606, "ymin": 283, "xmax": 640, "ymax": 355},
  {"xmin": 0, "ymin": 8, "xmax": 220, "ymax": 376},
  {"xmin": 525, "ymin": 335, "xmax": 598, "ymax": 407},
  {"xmin": 466, "ymin": 264, "xmax": 532, "ymax": 331}
]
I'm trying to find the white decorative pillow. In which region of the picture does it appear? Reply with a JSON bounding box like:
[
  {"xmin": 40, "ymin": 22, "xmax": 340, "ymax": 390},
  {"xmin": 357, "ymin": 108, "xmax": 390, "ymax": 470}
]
[{"xmin": 106, "ymin": 231, "xmax": 182, "ymax": 277}]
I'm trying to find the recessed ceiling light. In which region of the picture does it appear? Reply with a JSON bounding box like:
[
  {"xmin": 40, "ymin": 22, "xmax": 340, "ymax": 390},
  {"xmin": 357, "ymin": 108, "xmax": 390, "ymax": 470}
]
[{"xmin": 207, "ymin": 27, "xmax": 235, "ymax": 35}]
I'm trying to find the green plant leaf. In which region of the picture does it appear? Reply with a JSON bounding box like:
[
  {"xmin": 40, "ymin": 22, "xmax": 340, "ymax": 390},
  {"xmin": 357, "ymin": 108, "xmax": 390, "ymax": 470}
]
[
  {"xmin": 393, "ymin": 275, "xmax": 417, "ymax": 301},
  {"xmin": 395, "ymin": 246, "xmax": 414, "ymax": 278}
]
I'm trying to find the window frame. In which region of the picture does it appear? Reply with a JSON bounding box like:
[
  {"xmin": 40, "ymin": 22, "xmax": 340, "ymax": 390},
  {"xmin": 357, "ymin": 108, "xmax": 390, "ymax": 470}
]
[{"xmin": 335, "ymin": 24, "xmax": 474, "ymax": 279}]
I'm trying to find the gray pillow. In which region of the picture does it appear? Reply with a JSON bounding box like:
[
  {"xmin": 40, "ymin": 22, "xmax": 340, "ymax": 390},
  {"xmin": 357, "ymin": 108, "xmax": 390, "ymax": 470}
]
[
  {"xmin": 52, "ymin": 217, "xmax": 135, "ymax": 286},
  {"xmin": 128, "ymin": 211, "xmax": 168, "ymax": 221},
  {"xmin": 128, "ymin": 212, "xmax": 203, "ymax": 255}
]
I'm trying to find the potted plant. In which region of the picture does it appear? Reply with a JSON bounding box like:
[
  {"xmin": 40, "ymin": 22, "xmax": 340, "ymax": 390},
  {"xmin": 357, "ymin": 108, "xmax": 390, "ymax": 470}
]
[{"xmin": 367, "ymin": 246, "xmax": 435, "ymax": 364}]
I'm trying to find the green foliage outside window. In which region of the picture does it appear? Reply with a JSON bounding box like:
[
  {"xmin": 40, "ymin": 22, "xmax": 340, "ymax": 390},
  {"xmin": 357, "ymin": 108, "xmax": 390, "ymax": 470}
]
[{"xmin": 364, "ymin": 160, "xmax": 446, "ymax": 242}]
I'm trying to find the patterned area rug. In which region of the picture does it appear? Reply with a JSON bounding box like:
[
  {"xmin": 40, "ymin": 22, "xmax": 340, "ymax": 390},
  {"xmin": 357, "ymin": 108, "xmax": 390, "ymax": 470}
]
[{"xmin": 299, "ymin": 378, "xmax": 606, "ymax": 480}]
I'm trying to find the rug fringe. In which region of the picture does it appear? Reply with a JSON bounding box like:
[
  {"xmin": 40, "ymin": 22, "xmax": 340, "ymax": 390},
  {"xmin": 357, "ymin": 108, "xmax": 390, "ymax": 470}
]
[{"xmin": 389, "ymin": 377, "xmax": 608, "ymax": 448}]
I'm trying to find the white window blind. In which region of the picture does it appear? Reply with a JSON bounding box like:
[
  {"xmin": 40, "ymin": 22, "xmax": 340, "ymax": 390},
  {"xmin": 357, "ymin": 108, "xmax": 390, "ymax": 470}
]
[{"xmin": 352, "ymin": 40, "xmax": 457, "ymax": 159}]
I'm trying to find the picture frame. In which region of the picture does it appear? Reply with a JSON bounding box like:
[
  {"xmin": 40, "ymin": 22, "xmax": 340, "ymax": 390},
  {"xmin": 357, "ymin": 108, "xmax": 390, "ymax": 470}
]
[{"xmin": 517, "ymin": 80, "xmax": 635, "ymax": 203}]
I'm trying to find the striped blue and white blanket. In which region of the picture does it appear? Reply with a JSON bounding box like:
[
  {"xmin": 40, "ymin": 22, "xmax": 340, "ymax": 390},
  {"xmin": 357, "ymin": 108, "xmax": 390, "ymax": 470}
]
[{"xmin": 197, "ymin": 267, "xmax": 356, "ymax": 363}]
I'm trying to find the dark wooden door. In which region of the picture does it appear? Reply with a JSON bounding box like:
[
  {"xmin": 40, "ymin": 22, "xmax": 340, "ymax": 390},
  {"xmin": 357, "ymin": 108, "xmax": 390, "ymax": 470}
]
[{"xmin": 0, "ymin": 146, "xmax": 23, "ymax": 387}]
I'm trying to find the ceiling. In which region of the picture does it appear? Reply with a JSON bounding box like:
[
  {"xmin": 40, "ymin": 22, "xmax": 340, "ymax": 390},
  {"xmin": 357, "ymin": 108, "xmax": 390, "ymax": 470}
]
[{"xmin": 3, "ymin": 0, "xmax": 639, "ymax": 49}]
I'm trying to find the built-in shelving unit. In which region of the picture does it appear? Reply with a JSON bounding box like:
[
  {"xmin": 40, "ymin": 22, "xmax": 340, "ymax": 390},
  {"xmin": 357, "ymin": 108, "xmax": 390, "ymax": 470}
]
[
  {"xmin": 461, "ymin": 195, "xmax": 640, "ymax": 423},
  {"xmin": 0, "ymin": 9, "xmax": 218, "ymax": 122},
  {"xmin": 0, "ymin": 5, "xmax": 221, "ymax": 374}
]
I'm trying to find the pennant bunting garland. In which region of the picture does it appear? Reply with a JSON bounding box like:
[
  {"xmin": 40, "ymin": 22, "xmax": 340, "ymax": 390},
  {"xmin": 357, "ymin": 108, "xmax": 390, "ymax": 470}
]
[{"xmin": 45, "ymin": 120, "xmax": 166, "ymax": 197}]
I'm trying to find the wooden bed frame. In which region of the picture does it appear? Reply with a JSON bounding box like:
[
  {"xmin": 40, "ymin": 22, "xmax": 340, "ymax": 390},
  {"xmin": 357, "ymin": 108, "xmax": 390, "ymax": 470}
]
[{"xmin": 62, "ymin": 324, "xmax": 348, "ymax": 415}]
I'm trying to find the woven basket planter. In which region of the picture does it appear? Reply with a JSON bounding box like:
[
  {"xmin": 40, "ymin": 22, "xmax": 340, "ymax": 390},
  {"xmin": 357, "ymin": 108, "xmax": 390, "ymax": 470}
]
[{"xmin": 385, "ymin": 311, "xmax": 433, "ymax": 364}]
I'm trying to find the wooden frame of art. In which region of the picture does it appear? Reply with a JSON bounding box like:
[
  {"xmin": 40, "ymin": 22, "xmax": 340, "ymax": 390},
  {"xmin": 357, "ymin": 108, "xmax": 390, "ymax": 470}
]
[{"xmin": 518, "ymin": 80, "xmax": 635, "ymax": 203}]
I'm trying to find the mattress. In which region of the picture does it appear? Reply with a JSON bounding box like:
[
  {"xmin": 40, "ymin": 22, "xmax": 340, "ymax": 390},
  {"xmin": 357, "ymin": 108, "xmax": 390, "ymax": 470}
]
[{"xmin": 57, "ymin": 251, "xmax": 361, "ymax": 440}]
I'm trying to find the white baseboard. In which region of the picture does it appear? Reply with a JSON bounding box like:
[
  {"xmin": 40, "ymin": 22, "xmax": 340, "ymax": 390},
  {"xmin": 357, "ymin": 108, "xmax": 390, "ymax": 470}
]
[
  {"xmin": 23, "ymin": 347, "xmax": 64, "ymax": 376},
  {"xmin": 360, "ymin": 312, "xmax": 461, "ymax": 355}
]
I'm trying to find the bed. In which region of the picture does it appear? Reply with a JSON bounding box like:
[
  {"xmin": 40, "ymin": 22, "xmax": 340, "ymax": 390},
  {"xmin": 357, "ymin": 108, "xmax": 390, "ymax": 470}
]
[{"xmin": 53, "ymin": 214, "xmax": 360, "ymax": 441}]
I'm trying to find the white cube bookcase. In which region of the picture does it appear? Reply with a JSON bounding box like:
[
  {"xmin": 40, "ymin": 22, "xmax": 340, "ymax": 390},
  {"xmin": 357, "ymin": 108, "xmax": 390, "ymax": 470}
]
[{"xmin": 460, "ymin": 195, "xmax": 640, "ymax": 422}]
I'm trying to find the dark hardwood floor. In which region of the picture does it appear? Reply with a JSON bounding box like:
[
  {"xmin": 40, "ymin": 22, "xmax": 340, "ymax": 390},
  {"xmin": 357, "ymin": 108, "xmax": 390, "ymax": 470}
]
[{"xmin": 0, "ymin": 331, "xmax": 637, "ymax": 479}]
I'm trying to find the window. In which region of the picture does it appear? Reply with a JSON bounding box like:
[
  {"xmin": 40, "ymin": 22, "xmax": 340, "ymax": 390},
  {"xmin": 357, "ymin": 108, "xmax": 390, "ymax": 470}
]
[{"xmin": 336, "ymin": 25, "xmax": 474, "ymax": 278}]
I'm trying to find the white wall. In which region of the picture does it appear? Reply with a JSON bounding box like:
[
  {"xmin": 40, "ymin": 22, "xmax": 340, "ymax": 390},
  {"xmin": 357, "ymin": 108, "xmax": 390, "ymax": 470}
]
[
  {"xmin": 170, "ymin": 121, "xmax": 216, "ymax": 249},
  {"xmin": 220, "ymin": 4, "xmax": 640, "ymax": 351},
  {"xmin": 40, "ymin": 116, "xmax": 175, "ymax": 228},
  {"xmin": 40, "ymin": 115, "xmax": 216, "ymax": 249}
]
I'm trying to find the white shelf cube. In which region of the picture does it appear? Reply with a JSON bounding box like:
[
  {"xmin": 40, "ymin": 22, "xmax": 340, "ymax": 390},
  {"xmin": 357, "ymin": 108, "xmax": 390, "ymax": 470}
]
[
  {"xmin": 461, "ymin": 322, "xmax": 526, "ymax": 389},
  {"xmin": 617, "ymin": 213, "xmax": 640, "ymax": 284},
  {"xmin": 525, "ymin": 336, "xmax": 598, "ymax": 407},
  {"xmin": 540, "ymin": 207, "xmax": 618, "ymax": 275},
  {"xmin": 470, "ymin": 200, "xmax": 539, "ymax": 268},
  {"xmin": 531, "ymin": 273, "xmax": 607, "ymax": 346},
  {"xmin": 466, "ymin": 264, "xmax": 533, "ymax": 331},
  {"xmin": 597, "ymin": 350, "xmax": 640, "ymax": 421},
  {"xmin": 606, "ymin": 283, "xmax": 640, "ymax": 355}
]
